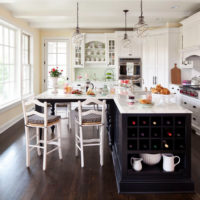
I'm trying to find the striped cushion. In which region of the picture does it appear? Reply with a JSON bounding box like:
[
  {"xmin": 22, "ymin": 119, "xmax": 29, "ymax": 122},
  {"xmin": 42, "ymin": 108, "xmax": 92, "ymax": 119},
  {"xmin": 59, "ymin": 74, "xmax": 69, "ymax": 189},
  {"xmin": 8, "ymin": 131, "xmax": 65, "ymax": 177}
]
[
  {"xmin": 28, "ymin": 114, "xmax": 60, "ymax": 124},
  {"xmin": 75, "ymin": 112, "xmax": 101, "ymax": 123}
]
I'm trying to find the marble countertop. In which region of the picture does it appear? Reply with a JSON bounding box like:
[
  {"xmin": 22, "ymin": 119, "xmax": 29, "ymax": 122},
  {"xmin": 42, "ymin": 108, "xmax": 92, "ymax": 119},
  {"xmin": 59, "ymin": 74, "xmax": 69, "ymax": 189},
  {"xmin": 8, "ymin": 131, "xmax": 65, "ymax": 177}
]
[{"xmin": 36, "ymin": 89, "xmax": 192, "ymax": 114}]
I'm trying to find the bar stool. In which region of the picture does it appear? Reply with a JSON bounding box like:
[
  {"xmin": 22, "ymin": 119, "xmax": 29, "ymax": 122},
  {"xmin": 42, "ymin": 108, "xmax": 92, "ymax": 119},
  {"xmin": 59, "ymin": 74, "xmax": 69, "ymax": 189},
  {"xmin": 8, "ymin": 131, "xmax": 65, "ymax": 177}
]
[
  {"xmin": 22, "ymin": 99, "xmax": 62, "ymax": 171},
  {"xmin": 75, "ymin": 98, "xmax": 106, "ymax": 167}
]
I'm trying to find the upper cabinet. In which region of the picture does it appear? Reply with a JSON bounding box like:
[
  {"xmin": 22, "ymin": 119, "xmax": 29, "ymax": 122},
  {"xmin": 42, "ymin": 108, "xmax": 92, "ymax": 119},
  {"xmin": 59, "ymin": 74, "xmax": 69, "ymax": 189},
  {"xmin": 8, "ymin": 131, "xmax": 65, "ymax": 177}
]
[
  {"xmin": 72, "ymin": 34, "xmax": 85, "ymax": 68},
  {"xmin": 181, "ymin": 12, "xmax": 200, "ymax": 49},
  {"xmin": 142, "ymin": 28, "xmax": 180, "ymax": 89}
]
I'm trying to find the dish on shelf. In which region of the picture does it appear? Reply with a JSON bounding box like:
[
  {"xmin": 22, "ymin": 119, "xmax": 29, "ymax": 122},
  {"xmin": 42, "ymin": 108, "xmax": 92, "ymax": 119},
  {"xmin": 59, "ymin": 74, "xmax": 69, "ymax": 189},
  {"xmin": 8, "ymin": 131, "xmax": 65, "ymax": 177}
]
[
  {"xmin": 140, "ymin": 153, "xmax": 162, "ymax": 166},
  {"xmin": 72, "ymin": 89, "xmax": 82, "ymax": 95}
]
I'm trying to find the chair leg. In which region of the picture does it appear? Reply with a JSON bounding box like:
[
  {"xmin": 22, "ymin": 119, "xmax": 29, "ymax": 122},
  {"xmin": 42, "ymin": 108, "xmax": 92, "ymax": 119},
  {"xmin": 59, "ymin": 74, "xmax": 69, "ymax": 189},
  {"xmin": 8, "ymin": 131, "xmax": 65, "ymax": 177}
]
[
  {"xmin": 43, "ymin": 127, "xmax": 47, "ymax": 171},
  {"xmin": 67, "ymin": 103, "xmax": 72, "ymax": 130},
  {"xmin": 57, "ymin": 121, "xmax": 63, "ymax": 160},
  {"xmin": 25, "ymin": 126, "xmax": 30, "ymax": 167},
  {"xmin": 75, "ymin": 122, "xmax": 78, "ymax": 157},
  {"xmin": 79, "ymin": 126, "xmax": 84, "ymax": 167},
  {"xmin": 100, "ymin": 125, "xmax": 104, "ymax": 166},
  {"xmin": 36, "ymin": 127, "xmax": 41, "ymax": 156}
]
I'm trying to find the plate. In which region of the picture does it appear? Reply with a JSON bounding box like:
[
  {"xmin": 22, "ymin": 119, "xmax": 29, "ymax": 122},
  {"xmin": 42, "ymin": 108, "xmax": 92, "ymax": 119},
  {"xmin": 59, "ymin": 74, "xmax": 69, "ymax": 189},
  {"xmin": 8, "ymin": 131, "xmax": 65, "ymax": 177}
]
[{"xmin": 139, "ymin": 102, "xmax": 154, "ymax": 108}]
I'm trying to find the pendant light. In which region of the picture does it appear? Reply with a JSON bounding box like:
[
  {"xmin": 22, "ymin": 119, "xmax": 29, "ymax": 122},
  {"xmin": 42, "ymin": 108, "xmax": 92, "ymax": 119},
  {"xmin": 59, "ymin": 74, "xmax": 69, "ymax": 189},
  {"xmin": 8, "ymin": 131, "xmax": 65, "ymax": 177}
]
[
  {"xmin": 121, "ymin": 10, "xmax": 131, "ymax": 49},
  {"xmin": 72, "ymin": 2, "xmax": 84, "ymax": 47},
  {"xmin": 134, "ymin": 0, "xmax": 148, "ymax": 38}
]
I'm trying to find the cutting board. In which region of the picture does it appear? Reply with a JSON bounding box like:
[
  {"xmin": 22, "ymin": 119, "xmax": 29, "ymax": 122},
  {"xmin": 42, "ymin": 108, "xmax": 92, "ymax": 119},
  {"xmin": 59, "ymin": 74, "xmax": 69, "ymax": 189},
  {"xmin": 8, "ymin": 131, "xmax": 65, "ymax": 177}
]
[{"xmin": 171, "ymin": 64, "xmax": 181, "ymax": 84}]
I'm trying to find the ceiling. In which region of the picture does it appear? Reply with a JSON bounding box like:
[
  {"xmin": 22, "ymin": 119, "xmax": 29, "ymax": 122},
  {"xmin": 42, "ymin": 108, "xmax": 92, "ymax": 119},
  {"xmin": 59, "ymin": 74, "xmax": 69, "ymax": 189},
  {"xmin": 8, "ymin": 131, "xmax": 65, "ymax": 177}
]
[{"xmin": 1, "ymin": 0, "xmax": 200, "ymax": 29}]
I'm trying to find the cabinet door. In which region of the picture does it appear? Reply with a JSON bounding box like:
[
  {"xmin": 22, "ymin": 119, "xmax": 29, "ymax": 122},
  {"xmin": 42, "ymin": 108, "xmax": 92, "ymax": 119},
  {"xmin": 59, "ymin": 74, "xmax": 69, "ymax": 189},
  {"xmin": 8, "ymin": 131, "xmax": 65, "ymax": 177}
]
[
  {"xmin": 73, "ymin": 37, "xmax": 85, "ymax": 68},
  {"xmin": 107, "ymin": 39, "xmax": 116, "ymax": 67},
  {"xmin": 142, "ymin": 37, "xmax": 157, "ymax": 89},
  {"xmin": 156, "ymin": 34, "xmax": 168, "ymax": 87},
  {"xmin": 183, "ymin": 23, "xmax": 200, "ymax": 49}
]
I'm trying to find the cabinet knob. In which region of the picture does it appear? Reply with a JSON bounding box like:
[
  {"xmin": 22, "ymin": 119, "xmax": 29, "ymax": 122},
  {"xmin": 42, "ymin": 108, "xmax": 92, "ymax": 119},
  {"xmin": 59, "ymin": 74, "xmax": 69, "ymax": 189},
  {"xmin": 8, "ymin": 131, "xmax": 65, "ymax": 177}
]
[
  {"xmin": 184, "ymin": 102, "xmax": 187, "ymax": 104},
  {"xmin": 193, "ymin": 105, "xmax": 196, "ymax": 109},
  {"xmin": 193, "ymin": 117, "xmax": 196, "ymax": 121}
]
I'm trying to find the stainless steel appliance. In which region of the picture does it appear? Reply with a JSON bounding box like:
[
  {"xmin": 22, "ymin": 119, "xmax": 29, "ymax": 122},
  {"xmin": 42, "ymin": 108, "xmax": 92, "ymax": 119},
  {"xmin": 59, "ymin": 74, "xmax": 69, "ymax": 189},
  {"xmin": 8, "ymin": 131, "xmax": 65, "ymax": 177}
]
[
  {"xmin": 180, "ymin": 85, "xmax": 200, "ymax": 99},
  {"xmin": 119, "ymin": 58, "xmax": 142, "ymax": 86}
]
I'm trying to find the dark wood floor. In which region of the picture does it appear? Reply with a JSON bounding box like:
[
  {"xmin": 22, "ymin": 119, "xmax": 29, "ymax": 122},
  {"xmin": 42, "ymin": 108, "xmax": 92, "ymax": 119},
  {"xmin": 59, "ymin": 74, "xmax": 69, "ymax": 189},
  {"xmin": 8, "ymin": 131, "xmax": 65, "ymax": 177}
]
[{"xmin": 0, "ymin": 110, "xmax": 200, "ymax": 200}]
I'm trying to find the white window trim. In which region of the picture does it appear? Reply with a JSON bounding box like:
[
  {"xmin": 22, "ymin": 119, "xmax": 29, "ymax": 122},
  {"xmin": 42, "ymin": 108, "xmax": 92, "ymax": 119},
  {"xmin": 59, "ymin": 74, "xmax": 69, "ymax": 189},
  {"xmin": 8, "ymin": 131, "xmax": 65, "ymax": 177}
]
[
  {"xmin": 42, "ymin": 37, "xmax": 71, "ymax": 91},
  {"xmin": 0, "ymin": 20, "xmax": 34, "ymax": 112}
]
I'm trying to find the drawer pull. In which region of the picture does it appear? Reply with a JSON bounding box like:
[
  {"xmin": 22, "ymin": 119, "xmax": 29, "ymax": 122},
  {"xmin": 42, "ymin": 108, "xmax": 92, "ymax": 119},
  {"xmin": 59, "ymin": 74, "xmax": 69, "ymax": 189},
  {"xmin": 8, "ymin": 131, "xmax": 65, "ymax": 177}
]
[
  {"xmin": 193, "ymin": 105, "xmax": 196, "ymax": 109},
  {"xmin": 193, "ymin": 117, "xmax": 196, "ymax": 121},
  {"xmin": 184, "ymin": 102, "xmax": 187, "ymax": 105}
]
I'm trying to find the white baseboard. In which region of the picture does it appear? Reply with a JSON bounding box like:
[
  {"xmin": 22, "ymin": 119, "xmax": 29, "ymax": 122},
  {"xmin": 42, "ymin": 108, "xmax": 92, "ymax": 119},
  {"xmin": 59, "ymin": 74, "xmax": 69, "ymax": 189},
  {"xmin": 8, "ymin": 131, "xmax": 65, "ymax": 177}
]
[{"xmin": 0, "ymin": 113, "xmax": 23, "ymax": 134}]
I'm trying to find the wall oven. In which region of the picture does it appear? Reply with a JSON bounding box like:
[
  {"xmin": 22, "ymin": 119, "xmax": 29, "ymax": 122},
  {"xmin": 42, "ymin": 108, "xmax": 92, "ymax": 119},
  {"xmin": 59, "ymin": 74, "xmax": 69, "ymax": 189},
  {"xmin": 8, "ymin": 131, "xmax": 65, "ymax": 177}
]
[{"xmin": 119, "ymin": 58, "xmax": 142, "ymax": 86}]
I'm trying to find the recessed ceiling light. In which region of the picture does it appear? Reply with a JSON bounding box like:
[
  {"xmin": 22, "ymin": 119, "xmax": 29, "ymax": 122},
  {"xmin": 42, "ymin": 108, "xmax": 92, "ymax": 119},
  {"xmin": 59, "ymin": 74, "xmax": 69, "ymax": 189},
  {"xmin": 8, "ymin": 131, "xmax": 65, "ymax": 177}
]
[{"xmin": 171, "ymin": 5, "xmax": 179, "ymax": 9}]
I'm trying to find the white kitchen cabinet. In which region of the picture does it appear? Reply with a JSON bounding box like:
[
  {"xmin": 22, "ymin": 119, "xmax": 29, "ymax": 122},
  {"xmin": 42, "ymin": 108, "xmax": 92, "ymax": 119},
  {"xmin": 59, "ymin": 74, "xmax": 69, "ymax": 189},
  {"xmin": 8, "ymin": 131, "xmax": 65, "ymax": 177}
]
[
  {"xmin": 181, "ymin": 12, "xmax": 200, "ymax": 49},
  {"xmin": 180, "ymin": 95, "xmax": 200, "ymax": 135},
  {"xmin": 142, "ymin": 28, "xmax": 180, "ymax": 90},
  {"xmin": 72, "ymin": 34, "xmax": 85, "ymax": 68}
]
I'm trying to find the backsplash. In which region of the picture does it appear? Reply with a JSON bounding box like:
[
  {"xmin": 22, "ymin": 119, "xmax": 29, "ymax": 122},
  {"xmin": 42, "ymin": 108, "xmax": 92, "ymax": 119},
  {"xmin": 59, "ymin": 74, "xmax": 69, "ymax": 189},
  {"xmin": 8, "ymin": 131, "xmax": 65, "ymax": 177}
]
[{"xmin": 74, "ymin": 67, "xmax": 115, "ymax": 81}]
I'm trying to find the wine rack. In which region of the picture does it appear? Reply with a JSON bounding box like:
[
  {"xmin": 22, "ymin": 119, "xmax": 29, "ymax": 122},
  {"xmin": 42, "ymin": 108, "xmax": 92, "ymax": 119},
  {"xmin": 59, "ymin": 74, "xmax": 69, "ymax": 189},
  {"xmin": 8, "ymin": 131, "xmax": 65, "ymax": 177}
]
[
  {"xmin": 112, "ymin": 108, "xmax": 194, "ymax": 193},
  {"xmin": 127, "ymin": 115, "xmax": 187, "ymax": 151}
]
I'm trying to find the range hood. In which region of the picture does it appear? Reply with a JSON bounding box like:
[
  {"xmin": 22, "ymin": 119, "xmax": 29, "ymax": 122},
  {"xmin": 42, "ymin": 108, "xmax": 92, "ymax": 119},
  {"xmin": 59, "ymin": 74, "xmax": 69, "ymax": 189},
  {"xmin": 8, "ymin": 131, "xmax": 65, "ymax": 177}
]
[{"xmin": 181, "ymin": 46, "xmax": 200, "ymax": 68}]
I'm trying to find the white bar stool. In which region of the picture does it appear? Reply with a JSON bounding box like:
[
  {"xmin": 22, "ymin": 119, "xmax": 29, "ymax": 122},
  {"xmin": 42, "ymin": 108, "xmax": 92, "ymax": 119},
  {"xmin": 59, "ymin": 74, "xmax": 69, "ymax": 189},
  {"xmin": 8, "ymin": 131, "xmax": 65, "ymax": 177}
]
[
  {"xmin": 75, "ymin": 98, "xmax": 106, "ymax": 167},
  {"xmin": 22, "ymin": 99, "xmax": 63, "ymax": 171}
]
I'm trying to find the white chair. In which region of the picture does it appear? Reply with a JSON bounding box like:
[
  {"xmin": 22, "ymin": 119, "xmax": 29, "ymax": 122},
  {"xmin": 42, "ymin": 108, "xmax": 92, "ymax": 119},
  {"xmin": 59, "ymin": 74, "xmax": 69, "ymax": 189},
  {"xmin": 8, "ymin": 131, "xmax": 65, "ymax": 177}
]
[
  {"xmin": 75, "ymin": 98, "xmax": 106, "ymax": 167},
  {"xmin": 22, "ymin": 99, "xmax": 62, "ymax": 171}
]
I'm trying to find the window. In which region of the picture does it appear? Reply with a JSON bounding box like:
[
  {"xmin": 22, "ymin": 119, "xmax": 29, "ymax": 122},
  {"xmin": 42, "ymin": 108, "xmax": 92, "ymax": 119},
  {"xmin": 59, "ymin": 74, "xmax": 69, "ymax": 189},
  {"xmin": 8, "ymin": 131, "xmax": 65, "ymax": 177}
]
[
  {"xmin": 22, "ymin": 33, "xmax": 32, "ymax": 97},
  {"xmin": 0, "ymin": 24, "xmax": 20, "ymax": 107},
  {"xmin": 45, "ymin": 40, "xmax": 68, "ymax": 89}
]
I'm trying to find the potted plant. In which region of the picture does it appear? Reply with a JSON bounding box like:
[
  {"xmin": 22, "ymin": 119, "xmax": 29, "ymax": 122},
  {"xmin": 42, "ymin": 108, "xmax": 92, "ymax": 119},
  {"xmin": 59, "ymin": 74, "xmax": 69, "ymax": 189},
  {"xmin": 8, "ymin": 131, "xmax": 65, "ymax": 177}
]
[{"xmin": 49, "ymin": 67, "xmax": 63, "ymax": 93}]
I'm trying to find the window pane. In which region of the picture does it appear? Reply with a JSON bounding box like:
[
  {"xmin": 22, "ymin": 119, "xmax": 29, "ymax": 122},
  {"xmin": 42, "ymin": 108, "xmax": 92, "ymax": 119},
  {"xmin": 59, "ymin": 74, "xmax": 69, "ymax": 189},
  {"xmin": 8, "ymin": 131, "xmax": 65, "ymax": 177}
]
[
  {"xmin": 57, "ymin": 42, "xmax": 66, "ymax": 53},
  {"xmin": 0, "ymin": 45, "xmax": 3, "ymax": 64},
  {"xmin": 57, "ymin": 54, "xmax": 66, "ymax": 65},
  {"xmin": 9, "ymin": 30, "xmax": 15, "ymax": 47},
  {"xmin": 48, "ymin": 54, "xmax": 56, "ymax": 65},
  {"xmin": 10, "ymin": 47, "xmax": 15, "ymax": 64},
  {"xmin": 48, "ymin": 42, "xmax": 56, "ymax": 53},
  {"xmin": 3, "ymin": 28, "xmax": 9, "ymax": 45},
  {"xmin": 4, "ymin": 47, "xmax": 9, "ymax": 64},
  {"xmin": 0, "ymin": 26, "xmax": 2, "ymax": 44}
]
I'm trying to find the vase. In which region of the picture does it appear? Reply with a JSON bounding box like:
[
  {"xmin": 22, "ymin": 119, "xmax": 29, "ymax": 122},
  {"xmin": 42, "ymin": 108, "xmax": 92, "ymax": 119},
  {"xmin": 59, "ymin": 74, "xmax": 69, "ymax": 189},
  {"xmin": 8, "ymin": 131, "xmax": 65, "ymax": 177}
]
[{"xmin": 51, "ymin": 77, "xmax": 58, "ymax": 93}]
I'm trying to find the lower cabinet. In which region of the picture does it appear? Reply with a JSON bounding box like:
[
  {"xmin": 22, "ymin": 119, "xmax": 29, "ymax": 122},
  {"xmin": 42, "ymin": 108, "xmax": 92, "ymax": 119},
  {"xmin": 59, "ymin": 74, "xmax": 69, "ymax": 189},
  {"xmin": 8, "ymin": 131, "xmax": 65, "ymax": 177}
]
[
  {"xmin": 180, "ymin": 95, "xmax": 200, "ymax": 135},
  {"xmin": 112, "ymin": 106, "xmax": 194, "ymax": 193}
]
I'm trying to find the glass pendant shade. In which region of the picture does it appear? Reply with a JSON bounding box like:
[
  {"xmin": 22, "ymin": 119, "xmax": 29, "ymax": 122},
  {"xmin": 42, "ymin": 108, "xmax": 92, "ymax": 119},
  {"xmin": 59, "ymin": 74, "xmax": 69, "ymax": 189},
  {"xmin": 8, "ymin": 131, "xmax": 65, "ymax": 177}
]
[
  {"xmin": 72, "ymin": 2, "xmax": 84, "ymax": 47},
  {"xmin": 121, "ymin": 33, "xmax": 131, "ymax": 49},
  {"xmin": 134, "ymin": 0, "xmax": 148, "ymax": 38},
  {"xmin": 121, "ymin": 10, "xmax": 132, "ymax": 49}
]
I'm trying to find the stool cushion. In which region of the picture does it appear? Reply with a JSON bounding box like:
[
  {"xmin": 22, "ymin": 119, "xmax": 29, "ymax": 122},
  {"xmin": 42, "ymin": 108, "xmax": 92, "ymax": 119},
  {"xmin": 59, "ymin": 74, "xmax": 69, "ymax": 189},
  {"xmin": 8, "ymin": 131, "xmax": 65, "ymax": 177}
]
[
  {"xmin": 75, "ymin": 112, "xmax": 101, "ymax": 124},
  {"xmin": 28, "ymin": 114, "xmax": 60, "ymax": 124}
]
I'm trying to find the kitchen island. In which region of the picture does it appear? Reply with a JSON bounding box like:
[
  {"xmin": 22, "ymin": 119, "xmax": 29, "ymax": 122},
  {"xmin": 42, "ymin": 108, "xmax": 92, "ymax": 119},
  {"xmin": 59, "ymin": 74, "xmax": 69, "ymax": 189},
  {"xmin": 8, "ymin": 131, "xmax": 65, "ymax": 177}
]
[{"xmin": 36, "ymin": 89, "xmax": 194, "ymax": 194}]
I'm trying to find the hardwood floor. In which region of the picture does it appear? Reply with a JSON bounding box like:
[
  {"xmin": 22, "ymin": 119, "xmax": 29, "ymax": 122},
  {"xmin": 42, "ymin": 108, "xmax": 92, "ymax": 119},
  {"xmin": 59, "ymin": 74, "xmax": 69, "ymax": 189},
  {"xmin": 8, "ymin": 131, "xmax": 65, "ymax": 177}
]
[{"xmin": 0, "ymin": 110, "xmax": 200, "ymax": 200}]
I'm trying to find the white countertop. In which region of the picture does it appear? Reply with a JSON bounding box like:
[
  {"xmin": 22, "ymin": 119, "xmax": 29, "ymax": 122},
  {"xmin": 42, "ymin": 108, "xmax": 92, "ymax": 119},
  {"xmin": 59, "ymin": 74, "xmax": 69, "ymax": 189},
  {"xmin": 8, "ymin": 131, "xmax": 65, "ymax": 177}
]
[{"xmin": 36, "ymin": 89, "xmax": 192, "ymax": 114}]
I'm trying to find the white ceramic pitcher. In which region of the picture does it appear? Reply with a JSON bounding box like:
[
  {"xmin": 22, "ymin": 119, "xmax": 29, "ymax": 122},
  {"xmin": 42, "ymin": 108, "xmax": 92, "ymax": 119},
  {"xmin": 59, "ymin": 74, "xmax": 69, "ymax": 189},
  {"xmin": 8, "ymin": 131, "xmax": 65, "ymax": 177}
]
[
  {"xmin": 130, "ymin": 157, "xmax": 143, "ymax": 171},
  {"xmin": 162, "ymin": 153, "xmax": 180, "ymax": 172}
]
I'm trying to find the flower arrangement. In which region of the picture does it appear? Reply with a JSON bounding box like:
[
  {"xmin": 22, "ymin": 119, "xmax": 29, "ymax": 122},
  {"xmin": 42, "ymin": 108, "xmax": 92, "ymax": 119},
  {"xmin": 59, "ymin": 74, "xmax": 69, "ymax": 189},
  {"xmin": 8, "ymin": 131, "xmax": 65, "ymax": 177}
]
[{"xmin": 49, "ymin": 67, "xmax": 63, "ymax": 77}]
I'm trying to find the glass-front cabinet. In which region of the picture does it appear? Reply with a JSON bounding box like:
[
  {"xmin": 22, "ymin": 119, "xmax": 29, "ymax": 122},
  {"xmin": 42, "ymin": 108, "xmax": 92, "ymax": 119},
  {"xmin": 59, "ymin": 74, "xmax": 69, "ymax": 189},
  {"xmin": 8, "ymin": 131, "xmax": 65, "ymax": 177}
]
[
  {"xmin": 73, "ymin": 35, "xmax": 85, "ymax": 68},
  {"xmin": 85, "ymin": 41, "xmax": 106, "ymax": 64},
  {"xmin": 108, "ymin": 39, "xmax": 115, "ymax": 66}
]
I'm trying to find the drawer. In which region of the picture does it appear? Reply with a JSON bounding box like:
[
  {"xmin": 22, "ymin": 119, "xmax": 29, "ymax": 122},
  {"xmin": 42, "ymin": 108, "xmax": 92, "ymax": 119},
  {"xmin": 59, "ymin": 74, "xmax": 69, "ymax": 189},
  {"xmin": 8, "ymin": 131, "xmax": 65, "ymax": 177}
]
[{"xmin": 192, "ymin": 113, "xmax": 200, "ymax": 127}]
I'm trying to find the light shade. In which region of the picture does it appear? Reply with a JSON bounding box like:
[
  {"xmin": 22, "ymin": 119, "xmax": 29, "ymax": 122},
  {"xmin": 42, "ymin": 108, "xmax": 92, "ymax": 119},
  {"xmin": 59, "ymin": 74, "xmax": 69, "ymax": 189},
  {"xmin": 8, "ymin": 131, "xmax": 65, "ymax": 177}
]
[
  {"xmin": 121, "ymin": 33, "xmax": 132, "ymax": 49},
  {"xmin": 72, "ymin": 29, "xmax": 84, "ymax": 47},
  {"xmin": 135, "ymin": 16, "xmax": 148, "ymax": 38}
]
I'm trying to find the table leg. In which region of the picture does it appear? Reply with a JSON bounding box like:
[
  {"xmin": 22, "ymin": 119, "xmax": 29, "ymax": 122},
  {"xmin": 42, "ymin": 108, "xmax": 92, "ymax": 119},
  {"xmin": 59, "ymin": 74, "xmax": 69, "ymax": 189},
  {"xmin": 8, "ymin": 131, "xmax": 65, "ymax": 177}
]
[{"xmin": 51, "ymin": 102, "xmax": 55, "ymax": 133}]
